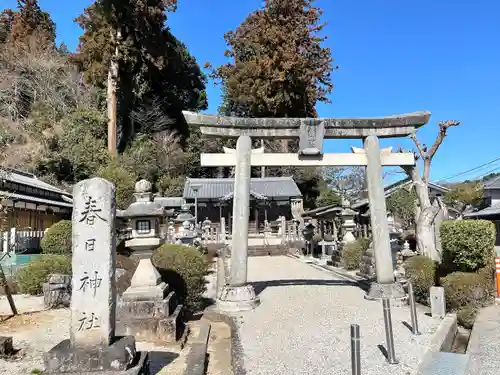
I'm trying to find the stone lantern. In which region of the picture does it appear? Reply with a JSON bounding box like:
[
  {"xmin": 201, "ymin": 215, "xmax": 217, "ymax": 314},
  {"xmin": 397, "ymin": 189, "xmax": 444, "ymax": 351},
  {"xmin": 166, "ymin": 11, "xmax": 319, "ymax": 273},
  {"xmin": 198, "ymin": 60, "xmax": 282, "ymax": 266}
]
[
  {"xmin": 302, "ymin": 222, "xmax": 315, "ymax": 258},
  {"xmin": 177, "ymin": 220, "xmax": 198, "ymax": 245},
  {"xmin": 340, "ymin": 197, "xmax": 357, "ymax": 244},
  {"xmin": 175, "ymin": 203, "xmax": 195, "ymax": 222},
  {"xmin": 116, "ymin": 179, "xmax": 180, "ymax": 342},
  {"xmin": 118, "ymin": 179, "xmax": 166, "ymax": 258},
  {"xmin": 202, "ymin": 217, "xmax": 212, "ymax": 244}
]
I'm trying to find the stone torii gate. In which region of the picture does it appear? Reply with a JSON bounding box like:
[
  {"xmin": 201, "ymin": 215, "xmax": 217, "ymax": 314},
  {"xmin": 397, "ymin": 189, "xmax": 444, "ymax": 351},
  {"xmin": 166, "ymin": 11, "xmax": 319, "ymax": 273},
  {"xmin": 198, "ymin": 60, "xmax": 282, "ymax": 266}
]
[{"xmin": 183, "ymin": 110, "xmax": 431, "ymax": 310}]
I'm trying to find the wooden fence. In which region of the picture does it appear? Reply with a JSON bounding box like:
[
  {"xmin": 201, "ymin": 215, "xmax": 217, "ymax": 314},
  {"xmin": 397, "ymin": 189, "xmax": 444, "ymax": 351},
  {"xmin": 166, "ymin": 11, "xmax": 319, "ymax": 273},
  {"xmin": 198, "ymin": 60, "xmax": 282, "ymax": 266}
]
[{"xmin": 0, "ymin": 228, "xmax": 46, "ymax": 254}]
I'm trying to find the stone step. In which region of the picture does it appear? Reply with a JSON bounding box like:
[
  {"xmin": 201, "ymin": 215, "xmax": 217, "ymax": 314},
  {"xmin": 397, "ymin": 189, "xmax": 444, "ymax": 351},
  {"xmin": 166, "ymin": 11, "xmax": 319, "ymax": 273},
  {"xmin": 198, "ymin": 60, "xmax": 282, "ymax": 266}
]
[
  {"xmin": 248, "ymin": 246, "xmax": 289, "ymax": 257},
  {"xmin": 158, "ymin": 304, "xmax": 186, "ymax": 343},
  {"xmin": 419, "ymin": 352, "xmax": 469, "ymax": 375}
]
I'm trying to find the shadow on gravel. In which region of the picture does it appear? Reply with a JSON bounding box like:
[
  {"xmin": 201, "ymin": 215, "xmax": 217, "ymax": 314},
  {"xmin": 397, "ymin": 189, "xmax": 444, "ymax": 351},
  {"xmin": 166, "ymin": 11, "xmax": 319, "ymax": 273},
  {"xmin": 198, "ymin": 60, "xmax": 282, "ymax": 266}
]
[
  {"xmin": 250, "ymin": 279, "xmax": 358, "ymax": 295},
  {"xmin": 402, "ymin": 321, "xmax": 414, "ymax": 333},
  {"xmin": 377, "ymin": 344, "xmax": 389, "ymax": 360}
]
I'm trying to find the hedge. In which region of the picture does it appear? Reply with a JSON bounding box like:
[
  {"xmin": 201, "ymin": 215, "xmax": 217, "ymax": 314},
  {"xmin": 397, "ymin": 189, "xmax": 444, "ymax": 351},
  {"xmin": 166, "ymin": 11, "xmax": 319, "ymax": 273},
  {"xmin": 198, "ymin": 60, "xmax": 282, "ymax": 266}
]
[
  {"xmin": 441, "ymin": 220, "xmax": 496, "ymax": 272},
  {"xmin": 152, "ymin": 244, "xmax": 209, "ymax": 313},
  {"xmin": 16, "ymin": 255, "xmax": 72, "ymax": 295},
  {"xmin": 41, "ymin": 220, "xmax": 72, "ymax": 255},
  {"xmin": 342, "ymin": 237, "xmax": 371, "ymax": 270},
  {"xmin": 441, "ymin": 267, "xmax": 494, "ymax": 312},
  {"xmin": 404, "ymin": 255, "xmax": 436, "ymax": 303}
]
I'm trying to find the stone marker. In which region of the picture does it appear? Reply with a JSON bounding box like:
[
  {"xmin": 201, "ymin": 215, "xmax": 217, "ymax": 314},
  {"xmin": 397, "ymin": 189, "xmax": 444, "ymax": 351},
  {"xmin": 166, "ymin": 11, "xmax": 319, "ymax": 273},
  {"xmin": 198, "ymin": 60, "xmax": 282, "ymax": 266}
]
[
  {"xmin": 43, "ymin": 178, "xmax": 149, "ymax": 375},
  {"xmin": 70, "ymin": 178, "xmax": 117, "ymax": 346},
  {"xmin": 430, "ymin": 286, "xmax": 446, "ymax": 318},
  {"xmin": 43, "ymin": 274, "xmax": 71, "ymax": 309}
]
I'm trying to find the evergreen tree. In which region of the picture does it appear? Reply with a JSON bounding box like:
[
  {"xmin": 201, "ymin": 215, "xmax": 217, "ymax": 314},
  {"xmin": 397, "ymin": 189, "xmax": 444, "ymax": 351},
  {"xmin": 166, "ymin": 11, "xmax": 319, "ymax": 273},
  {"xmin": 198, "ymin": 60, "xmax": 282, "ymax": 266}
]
[
  {"xmin": 7, "ymin": 0, "xmax": 56, "ymax": 47},
  {"xmin": 212, "ymin": 0, "xmax": 335, "ymax": 118},
  {"xmin": 72, "ymin": 0, "xmax": 207, "ymax": 148},
  {"xmin": 210, "ymin": 0, "xmax": 336, "ymax": 207}
]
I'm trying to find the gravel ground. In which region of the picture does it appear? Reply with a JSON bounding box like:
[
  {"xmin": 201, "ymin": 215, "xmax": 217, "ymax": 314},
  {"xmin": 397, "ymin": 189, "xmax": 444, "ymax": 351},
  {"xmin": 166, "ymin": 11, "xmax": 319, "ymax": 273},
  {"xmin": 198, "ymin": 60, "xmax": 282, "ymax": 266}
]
[
  {"xmin": 0, "ymin": 306, "xmax": 188, "ymax": 375},
  {"xmin": 0, "ymin": 295, "xmax": 45, "ymax": 315},
  {"xmin": 233, "ymin": 255, "xmax": 443, "ymax": 375}
]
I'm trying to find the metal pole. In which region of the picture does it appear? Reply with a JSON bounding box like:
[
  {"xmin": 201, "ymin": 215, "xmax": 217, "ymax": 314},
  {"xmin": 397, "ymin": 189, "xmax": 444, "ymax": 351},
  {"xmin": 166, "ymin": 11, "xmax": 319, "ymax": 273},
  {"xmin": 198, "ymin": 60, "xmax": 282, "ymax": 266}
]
[
  {"xmin": 194, "ymin": 195, "xmax": 198, "ymax": 227},
  {"xmin": 408, "ymin": 282, "xmax": 421, "ymax": 335},
  {"xmin": 350, "ymin": 324, "xmax": 361, "ymax": 375},
  {"xmin": 382, "ymin": 298, "xmax": 398, "ymax": 364}
]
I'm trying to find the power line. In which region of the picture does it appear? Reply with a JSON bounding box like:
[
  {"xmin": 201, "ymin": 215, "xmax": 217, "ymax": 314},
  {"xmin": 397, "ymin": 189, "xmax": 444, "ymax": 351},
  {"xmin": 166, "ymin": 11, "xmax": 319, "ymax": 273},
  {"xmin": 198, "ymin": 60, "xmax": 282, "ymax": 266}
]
[
  {"xmin": 433, "ymin": 156, "xmax": 500, "ymax": 182},
  {"xmin": 465, "ymin": 165, "xmax": 500, "ymax": 182}
]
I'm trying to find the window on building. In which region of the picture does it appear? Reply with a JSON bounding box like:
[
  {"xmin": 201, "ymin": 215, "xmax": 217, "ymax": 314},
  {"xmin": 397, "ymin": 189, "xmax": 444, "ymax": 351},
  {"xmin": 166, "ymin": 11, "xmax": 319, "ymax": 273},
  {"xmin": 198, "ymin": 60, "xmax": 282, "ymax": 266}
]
[{"xmin": 136, "ymin": 220, "xmax": 151, "ymax": 234}]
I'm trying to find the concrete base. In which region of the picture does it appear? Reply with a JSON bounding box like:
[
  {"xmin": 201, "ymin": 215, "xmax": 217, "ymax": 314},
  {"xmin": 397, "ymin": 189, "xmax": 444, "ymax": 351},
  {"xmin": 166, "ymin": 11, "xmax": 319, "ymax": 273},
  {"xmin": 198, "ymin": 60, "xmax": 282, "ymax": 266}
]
[
  {"xmin": 116, "ymin": 292, "xmax": 184, "ymax": 343},
  {"xmin": 216, "ymin": 284, "xmax": 260, "ymax": 313},
  {"xmin": 364, "ymin": 282, "xmax": 406, "ymax": 300},
  {"xmin": 43, "ymin": 336, "xmax": 139, "ymax": 373},
  {"xmin": 43, "ymin": 351, "xmax": 150, "ymax": 375},
  {"xmin": 121, "ymin": 282, "xmax": 168, "ymax": 301}
]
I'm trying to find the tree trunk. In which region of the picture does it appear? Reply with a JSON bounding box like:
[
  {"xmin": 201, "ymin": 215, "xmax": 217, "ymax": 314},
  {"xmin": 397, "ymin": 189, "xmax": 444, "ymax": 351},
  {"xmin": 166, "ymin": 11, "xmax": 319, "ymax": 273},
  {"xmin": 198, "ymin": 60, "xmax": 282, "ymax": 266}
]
[
  {"xmin": 405, "ymin": 165, "xmax": 440, "ymax": 261},
  {"xmin": 0, "ymin": 264, "xmax": 18, "ymax": 316},
  {"xmin": 107, "ymin": 31, "xmax": 120, "ymax": 158},
  {"xmin": 415, "ymin": 206, "xmax": 439, "ymax": 260}
]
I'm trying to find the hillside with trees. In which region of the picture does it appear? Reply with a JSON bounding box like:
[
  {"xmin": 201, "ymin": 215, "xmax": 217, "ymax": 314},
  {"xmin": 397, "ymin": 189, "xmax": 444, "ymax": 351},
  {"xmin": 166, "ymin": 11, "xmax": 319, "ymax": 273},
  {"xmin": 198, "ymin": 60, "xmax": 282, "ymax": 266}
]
[{"xmin": 0, "ymin": 0, "xmax": 338, "ymax": 210}]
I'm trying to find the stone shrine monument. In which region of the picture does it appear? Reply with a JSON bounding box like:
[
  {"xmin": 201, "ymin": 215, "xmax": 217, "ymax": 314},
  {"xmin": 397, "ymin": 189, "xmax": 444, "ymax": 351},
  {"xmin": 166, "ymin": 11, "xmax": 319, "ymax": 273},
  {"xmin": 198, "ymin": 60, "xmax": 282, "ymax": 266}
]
[
  {"xmin": 43, "ymin": 177, "xmax": 149, "ymax": 374},
  {"xmin": 116, "ymin": 180, "xmax": 184, "ymax": 343},
  {"xmin": 183, "ymin": 110, "xmax": 431, "ymax": 300}
]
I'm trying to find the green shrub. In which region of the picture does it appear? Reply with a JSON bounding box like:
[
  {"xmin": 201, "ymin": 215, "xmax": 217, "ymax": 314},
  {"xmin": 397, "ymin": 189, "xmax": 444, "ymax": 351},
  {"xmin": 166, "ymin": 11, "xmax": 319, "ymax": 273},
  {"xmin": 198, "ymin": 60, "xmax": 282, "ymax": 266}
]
[
  {"xmin": 157, "ymin": 175, "xmax": 185, "ymax": 197},
  {"xmin": 41, "ymin": 220, "xmax": 72, "ymax": 255},
  {"xmin": 152, "ymin": 244, "xmax": 209, "ymax": 313},
  {"xmin": 441, "ymin": 269, "xmax": 494, "ymax": 312},
  {"xmin": 404, "ymin": 255, "xmax": 436, "ymax": 303},
  {"xmin": 342, "ymin": 237, "xmax": 371, "ymax": 270},
  {"xmin": 95, "ymin": 162, "xmax": 137, "ymax": 210},
  {"xmin": 16, "ymin": 255, "xmax": 71, "ymax": 295},
  {"xmin": 457, "ymin": 306, "xmax": 477, "ymax": 329},
  {"xmin": 115, "ymin": 254, "xmax": 139, "ymax": 296},
  {"xmin": 441, "ymin": 220, "xmax": 496, "ymax": 272}
]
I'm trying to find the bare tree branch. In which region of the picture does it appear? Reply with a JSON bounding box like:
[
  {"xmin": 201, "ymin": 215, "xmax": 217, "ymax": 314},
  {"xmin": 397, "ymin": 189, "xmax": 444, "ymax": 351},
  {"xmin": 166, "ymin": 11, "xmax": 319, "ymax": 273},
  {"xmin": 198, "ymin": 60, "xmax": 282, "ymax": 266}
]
[
  {"xmin": 409, "ymin": 131, "xmax": 427, "ymax": 160},
  {"xmin": 427, "ymin": 120, "xmax": 460, "ymax": 160},
  {"xmin": 321, "ymin": 166, "xmax": 365, "ymax": 201}
]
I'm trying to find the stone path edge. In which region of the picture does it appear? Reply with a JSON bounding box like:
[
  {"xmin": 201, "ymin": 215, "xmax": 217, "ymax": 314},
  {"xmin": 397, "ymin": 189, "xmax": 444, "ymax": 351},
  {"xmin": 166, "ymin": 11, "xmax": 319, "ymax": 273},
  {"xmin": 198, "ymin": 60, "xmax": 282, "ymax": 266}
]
[
  {"xmin": 184, "ymin": 321, "xmax": 211, "ymax": 375},
  {"xmin": 203, "ymin": 306, "xmax": 245, "ymax": 375},
  {"xmin": 415, "ymin": 314, "xmax": 459, "ymax": 374}
]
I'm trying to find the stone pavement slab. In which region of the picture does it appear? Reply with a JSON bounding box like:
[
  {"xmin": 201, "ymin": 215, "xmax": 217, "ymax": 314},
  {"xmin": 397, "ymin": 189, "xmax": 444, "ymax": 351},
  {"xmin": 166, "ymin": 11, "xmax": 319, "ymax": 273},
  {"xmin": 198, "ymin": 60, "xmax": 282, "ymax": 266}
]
[
  {"xmin": 465, "ymin": 304, "xmax": 500, "ymax": 375},
  {"xmin": 232, "ymin": 256, "xmax": 443, "ymax": 375}
]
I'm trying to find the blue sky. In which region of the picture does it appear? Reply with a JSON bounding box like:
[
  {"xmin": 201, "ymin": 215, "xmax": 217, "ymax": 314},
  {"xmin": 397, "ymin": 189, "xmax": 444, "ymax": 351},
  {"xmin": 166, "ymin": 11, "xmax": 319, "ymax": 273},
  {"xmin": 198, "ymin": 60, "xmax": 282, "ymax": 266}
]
[{"xmin": 2, "ymin": 0, "xmax": 499, "ymax": 184}]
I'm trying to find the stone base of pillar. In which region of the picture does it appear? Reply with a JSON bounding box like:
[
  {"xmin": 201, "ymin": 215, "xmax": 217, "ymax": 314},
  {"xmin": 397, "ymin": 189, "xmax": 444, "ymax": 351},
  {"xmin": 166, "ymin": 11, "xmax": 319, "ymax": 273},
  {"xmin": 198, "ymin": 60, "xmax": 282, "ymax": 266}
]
[
  {"xmin": 116, "ymin": 258, "xmax": 186, "ymax": 343},
  {"xmin": 364, "ymin": 282, "xmax": 406, "ymax": 301},
  {"xmin": 216, "ymin": 284, "xmax": 260, "ymax": 313},
  {"xmin": 43, "ymin": 336, "xmax": 150, "ymax": 374}
]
